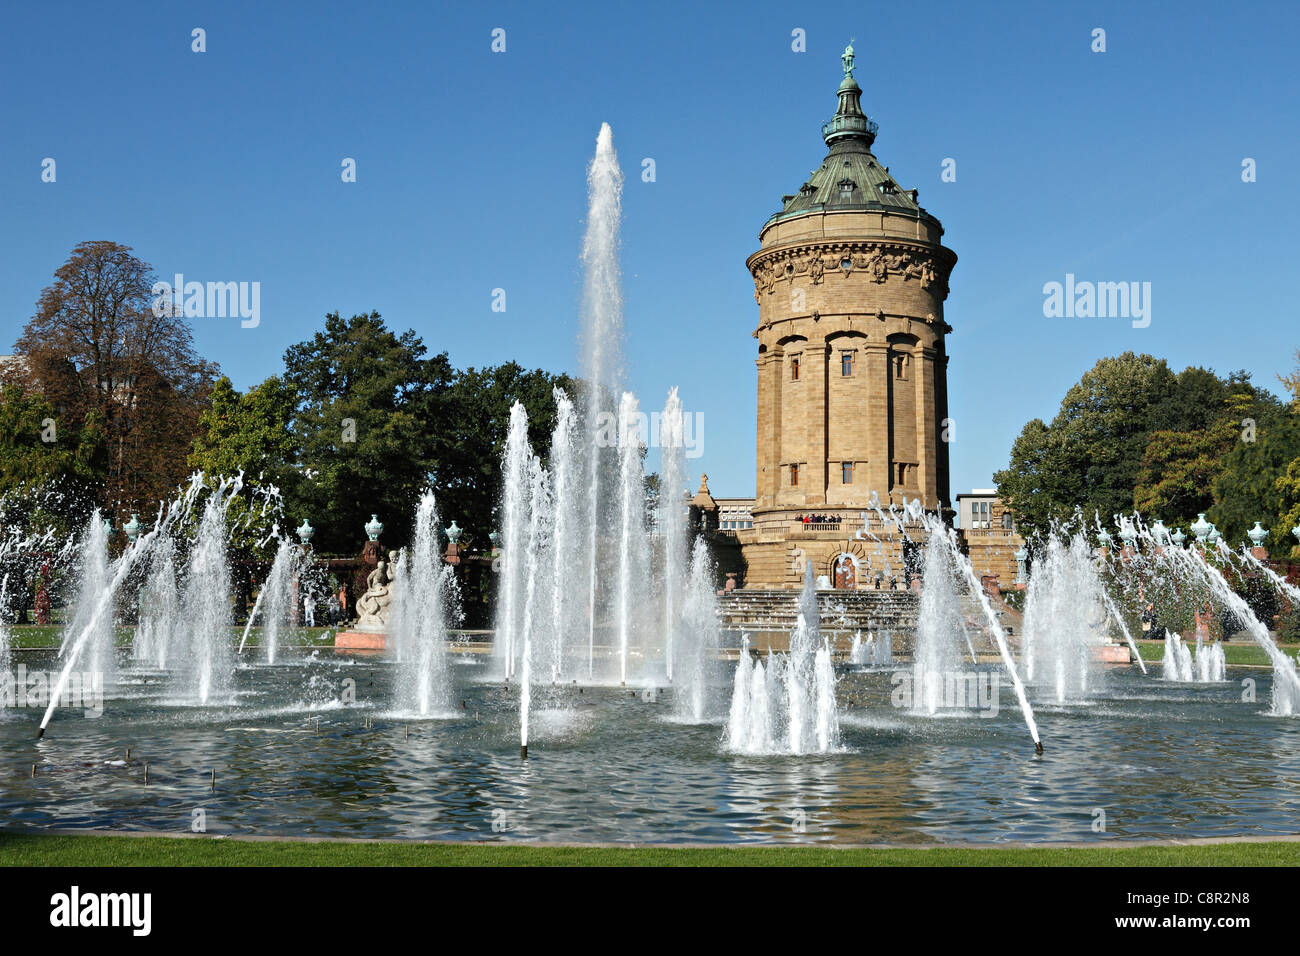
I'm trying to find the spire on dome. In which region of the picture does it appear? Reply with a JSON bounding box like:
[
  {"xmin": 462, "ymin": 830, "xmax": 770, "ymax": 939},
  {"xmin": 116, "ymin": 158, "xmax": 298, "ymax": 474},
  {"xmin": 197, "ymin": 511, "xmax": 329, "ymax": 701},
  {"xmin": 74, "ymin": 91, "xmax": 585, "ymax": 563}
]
[{"xmin": 822, "ymin": 42, "xmax": 878, "ymax": 149}]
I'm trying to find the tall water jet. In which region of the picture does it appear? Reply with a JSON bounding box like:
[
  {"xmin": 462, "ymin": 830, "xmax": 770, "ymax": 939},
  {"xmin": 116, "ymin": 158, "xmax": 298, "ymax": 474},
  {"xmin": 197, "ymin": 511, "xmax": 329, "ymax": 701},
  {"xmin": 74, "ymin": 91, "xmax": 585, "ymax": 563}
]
[
  {"xmin": 1195, "ymin": 635, "xmax": 1226, "ymax": 682},
  {"xmin": 1160, "ymin": 632, "xmax": 1195, "ymax": 681},
  {"xmin": 674, "ymin": 537, "xmax": 719, "ymax": 722},
  {"xmin": 258, "ymin": 537, "xmax": 298, "ymax": 665},
  {"xmin": 1021, "ymin": 534, "xmax": 1107, "ymax": 703},
  {"xmin": 1149, "ymin": 535, "xmax": 1300, "ymax": 714},
  {"xmin": 579, "ymin": 123, "xmax": 625, "ymax": 420},
  {"xmin": 547, "ymin": 388, "xmax": 581, "ymax": 681},
  {"xmin": 39, "ymin": 483, "xmax": 197, "ymax": 736},
  {"xmin": 659, "ymin": 388, "xmax": 688, "ymax": 682},
  {"xmin": 134, "ymin": 534, "xmax": 180, "ymax": 668},
  {"xmin": 390, "ymin": 491, "xmax": 456, "ymax": 716},
  {"xmin": 0, "ymin": 574, "xmax": 10, "ymax": 676},
  {"xmin": 496, "ymin": 402, "xmax": 533, "ymax": 679},
  {"xmin": 912, "ymin": 531, "xmax": 966, "ymax": 714},
  {"xmin": 63, "ymin": 511, "xmax": 116, "ymax": 688},
  {"xmin": 518, "ymin": 458, "xmax": 553, "ymax": 750},
  {"xmin": 176, "ymin": 493, "xmax": 234, "ymax": 705},
  {"xmin": 613, "ymin": 391, "xmax": 649, "ymax": 685},
  {"xmin": 724, "ymin": 564, "xmax": 839, "ymax": 754},
  {"xmin": 579, "ymin": 123, "xmax": 625, "ymax": 681},
  {"xmin": 919, "ymin": 512, "xmax": 1041, "ymax": 749}
]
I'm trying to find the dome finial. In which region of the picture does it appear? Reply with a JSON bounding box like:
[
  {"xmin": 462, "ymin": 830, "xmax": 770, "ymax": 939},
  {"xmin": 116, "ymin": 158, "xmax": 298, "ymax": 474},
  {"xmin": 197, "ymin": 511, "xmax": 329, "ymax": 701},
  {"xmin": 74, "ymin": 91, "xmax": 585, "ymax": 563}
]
[{"xmin": 823, "ymin": 41, "xmax": 877, "ymax": 148}]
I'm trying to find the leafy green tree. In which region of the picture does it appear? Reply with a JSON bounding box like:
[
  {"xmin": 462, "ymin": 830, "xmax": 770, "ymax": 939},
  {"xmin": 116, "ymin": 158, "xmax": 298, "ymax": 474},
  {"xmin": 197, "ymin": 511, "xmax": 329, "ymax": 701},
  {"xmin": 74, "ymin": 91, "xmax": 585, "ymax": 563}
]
[
  {"xmin": 0, "ymin": 381, "xmax": 107, "ymax": 498},
  {"xmin": 1208, "ymin": 405, "xmax": 1300, "ymax": 548},
  {"xmin": 189, "ymin": 375, "xmax": 299, "ymax": 492},
  {"xmin": 12, "ymin": 240, "xmax": 217, "ymax": 511},
  {"xmin": 996, "ymin": 353, "xmax": 1179, "ymax": 536},
  {"xmin": 280, "ymin": 311, "xmax": 454, "ymax": 554},
  {"xmin": 1133, "ymin": 421, "xmax": 1235, "ymax": 530},
  {"xmin": 436, "ymin": 362, "xmax": 574, "ymax": 549}
]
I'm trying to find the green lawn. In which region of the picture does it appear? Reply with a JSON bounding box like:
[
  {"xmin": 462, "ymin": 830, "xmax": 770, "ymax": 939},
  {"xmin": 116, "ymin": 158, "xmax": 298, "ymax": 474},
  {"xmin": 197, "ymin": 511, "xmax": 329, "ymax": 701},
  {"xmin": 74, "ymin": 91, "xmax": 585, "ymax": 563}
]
[
  {"xmin": 5, "ymin": 625, "xmax": 339, "ymax": 650},
  {"xmin": 1134, "ymin": 639, "xmax": 1294, "ymax": 667},
  {"xmin": 3, "ymin": 832, "xmax": 1299, "ymax": 867}
]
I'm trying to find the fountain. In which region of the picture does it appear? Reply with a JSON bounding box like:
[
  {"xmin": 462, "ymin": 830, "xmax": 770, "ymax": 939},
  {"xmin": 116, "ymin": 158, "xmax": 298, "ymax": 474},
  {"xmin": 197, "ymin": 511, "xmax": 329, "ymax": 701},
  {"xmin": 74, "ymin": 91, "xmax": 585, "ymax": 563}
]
[
  {"xmin": 672, "ymin": 537, "xmax": 721, "ymax": 722},
  {"xmin": 659, "ymin": 387, "xmax": 688, "ymax": 683},
  {"xmin": 1195, "ymin": 635, "xmax": 1226, "ymax": 682},
  {"xmin": 0, "ymin": 574, "xmax": 10, "ymax": 677},
  {"xmin": 547, "ymin": 388, "xmax": 582, "ymax": 682},
  {"xmin": 389, "ymin": 491, "xmax": 457, "ymax": 717},
  {"xmin": 723, "ymin": 563, "xmax": 840, "ymax": 754},
  {"xmin": 912, "ymin": 530, "xmax": 969, "ymax": 714},
  {"xmin": 613, "ymin": 391, "xmax": 650, "ymax": 685},
  {"xmin": 61, "ymin": 511, "xmax": 116, "ymax": 689},
  {"xmin": 15, "ymin": 109, "xmax": 1300, "ymax": 850},
  {"xmin": 1160, "ymin": 632, "xmax": 1195, "ymax": 682},
  {"xmin": 134, "ymin": 533, "xmax": 180, "ymax": 668},
  {"xmin": 254, "ymin": 537, "xmax": 298, "ymax": 665},
  {"xmin": 918, "ymin": 511, "xmax": 1042, "ymax": 750},
  {"xmin": 496, "ymin": 402, "xmax": 532, "ymax": 681},
  {"xmin": 1021, "ymin": 533, "xmax": 1111, "ymax": 703},
  {"xmin": 1139, "ymin": 526, "xmax": 1300, "ymax": 713},
  {"xmin": 579, "ymin": 122, "xmax": 625, "ymax": 684},
  {"xmin": 174, "ymin": 491, "xmax": 236, "ymax": 705}
]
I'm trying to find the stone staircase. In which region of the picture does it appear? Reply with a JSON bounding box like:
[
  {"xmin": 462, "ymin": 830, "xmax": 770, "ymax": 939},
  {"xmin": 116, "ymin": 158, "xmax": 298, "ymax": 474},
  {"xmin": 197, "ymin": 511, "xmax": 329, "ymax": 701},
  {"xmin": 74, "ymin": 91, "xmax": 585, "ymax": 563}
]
[{"xmin": 717, "ymin": 588, "xmax": 919, "ymax": 654}]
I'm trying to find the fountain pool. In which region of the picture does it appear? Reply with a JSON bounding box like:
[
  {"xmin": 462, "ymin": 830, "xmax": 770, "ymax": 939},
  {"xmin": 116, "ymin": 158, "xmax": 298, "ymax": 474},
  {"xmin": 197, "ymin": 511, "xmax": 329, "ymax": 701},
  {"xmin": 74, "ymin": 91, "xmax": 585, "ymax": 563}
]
[{"xmin": 6, "ymin": 648, "xmax": 1300, "ymax": 844}]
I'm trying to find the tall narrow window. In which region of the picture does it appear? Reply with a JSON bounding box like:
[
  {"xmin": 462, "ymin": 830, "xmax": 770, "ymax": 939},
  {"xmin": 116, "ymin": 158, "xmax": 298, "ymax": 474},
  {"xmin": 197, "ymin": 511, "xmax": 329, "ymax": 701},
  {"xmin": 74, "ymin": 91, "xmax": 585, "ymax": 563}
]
[
  {"xmin": 791, "ymin": 463, "xmax": 800, "ymax": 486},
  {"xmin": 842, "ymin": 462, "xmax": 853, "ymax": 484},
  {"xmin": 897, "ymin": 463, "xmax": 907, "ymax": 485},
  {"xmin": 841, "ymin": 352, "xmax": 853, "ymax": 376},
  {"xmin": 791, "ymin": 355, "xmax": 800, "ymax": 381}
]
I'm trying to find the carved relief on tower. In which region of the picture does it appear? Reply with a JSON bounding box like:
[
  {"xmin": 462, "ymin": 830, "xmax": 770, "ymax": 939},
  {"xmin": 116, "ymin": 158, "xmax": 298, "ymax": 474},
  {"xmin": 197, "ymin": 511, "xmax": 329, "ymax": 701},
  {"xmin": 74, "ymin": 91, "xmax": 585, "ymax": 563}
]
[{"xmin": 750, "ymin": 241, "xmax": 953, "ymax": 300}]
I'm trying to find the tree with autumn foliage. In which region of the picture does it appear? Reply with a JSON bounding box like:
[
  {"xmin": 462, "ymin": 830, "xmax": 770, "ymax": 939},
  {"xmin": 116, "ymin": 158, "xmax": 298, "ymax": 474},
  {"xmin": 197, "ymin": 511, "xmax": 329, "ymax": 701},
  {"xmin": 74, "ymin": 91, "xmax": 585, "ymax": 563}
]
[{"xmin": 10, "ymin": 241, "xmax": 218, "ymax": 513}]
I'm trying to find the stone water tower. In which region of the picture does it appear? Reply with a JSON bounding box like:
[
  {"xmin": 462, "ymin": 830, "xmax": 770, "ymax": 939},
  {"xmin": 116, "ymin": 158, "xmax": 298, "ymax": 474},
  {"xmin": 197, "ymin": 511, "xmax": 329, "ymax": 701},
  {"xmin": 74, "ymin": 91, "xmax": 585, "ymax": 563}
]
[{"xmin": 740, "ymin": 44, "xmax": 957, "ymax": 588}]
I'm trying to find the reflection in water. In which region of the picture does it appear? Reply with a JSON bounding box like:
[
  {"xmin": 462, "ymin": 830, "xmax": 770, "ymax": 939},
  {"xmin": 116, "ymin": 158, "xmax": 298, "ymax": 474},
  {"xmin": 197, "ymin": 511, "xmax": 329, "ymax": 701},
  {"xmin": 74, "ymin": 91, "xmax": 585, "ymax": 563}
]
[{"xmin": 5, "ymin": 651, "xmax": 1299, "ymax": 844}]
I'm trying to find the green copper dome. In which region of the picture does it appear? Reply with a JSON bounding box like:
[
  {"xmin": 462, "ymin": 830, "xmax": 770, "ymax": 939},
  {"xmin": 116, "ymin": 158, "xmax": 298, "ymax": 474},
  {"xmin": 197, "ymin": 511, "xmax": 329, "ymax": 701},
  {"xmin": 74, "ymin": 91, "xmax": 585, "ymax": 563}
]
[{"xmin": 765, "ymin": 46, "xmax": 938, "ymax": 231}]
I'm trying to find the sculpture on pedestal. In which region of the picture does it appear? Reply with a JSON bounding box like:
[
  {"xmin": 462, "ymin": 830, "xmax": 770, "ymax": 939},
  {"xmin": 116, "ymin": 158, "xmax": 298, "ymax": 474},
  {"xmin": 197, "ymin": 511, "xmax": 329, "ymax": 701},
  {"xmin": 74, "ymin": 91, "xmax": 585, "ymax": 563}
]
[{"xmin": 353, "ymin": 550, "xmax": 397, "ymax": 632}]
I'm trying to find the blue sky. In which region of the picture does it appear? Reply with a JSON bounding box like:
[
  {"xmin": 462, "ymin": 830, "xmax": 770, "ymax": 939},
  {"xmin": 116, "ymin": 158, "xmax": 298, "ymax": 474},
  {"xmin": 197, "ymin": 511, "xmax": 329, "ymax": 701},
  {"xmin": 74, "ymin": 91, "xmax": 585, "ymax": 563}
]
[{"xmin": 2, "ymin": 0, "xmax": 1297, "ymax": 504}]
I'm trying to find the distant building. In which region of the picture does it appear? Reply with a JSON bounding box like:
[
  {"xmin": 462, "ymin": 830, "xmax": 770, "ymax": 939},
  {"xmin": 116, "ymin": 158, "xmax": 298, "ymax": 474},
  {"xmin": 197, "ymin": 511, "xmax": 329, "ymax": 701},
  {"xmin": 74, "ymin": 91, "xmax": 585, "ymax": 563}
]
[
  {"xmin": 954, "ymin": 489, "xmax": 1025, "ymax": 587},
  {"xmin": 732, "ymin": 45, "xmax": 958, "ymax": 588}
]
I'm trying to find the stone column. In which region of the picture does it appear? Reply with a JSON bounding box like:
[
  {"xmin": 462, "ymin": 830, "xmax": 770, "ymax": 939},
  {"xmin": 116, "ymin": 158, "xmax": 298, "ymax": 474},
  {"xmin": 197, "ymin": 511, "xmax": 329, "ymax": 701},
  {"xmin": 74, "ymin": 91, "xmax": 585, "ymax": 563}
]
[
  {"xmin": 756, "ymin": 348, "xmax": 782, "ymax": 507},
  {"xmin": 913, "ymin": 344, "xmax": 939, "ymax": 509},
  {"xmin": 863, "ymin": 342, "xmax": 891, "ymax": 498},
  {"xmin": 805, "ymin": 338, "xmax": 828, "ymax": 502}
]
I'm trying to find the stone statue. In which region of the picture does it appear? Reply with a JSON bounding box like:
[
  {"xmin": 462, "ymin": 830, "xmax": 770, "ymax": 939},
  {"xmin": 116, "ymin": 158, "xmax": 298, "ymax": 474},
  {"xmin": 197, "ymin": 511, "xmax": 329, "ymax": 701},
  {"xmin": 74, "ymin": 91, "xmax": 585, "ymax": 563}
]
[{"xmin": 353, "ymin": 550, "xmax": 397, "ymax": 632}]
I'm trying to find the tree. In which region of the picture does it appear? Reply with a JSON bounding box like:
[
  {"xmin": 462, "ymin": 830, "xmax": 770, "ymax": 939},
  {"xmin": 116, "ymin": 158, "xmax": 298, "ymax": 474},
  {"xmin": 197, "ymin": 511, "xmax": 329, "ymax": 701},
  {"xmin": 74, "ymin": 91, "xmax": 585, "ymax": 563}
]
[
  {"xmin": 281, "ymin": 311, "xmax": 454, "ymax": 554},
  {"xmin": 1208, "ymin": 404, "xmax": 1300, "ymax": 547},
  {"xmin": 1133, "ymin": 379, "xmax": 1259, "ymax": 530},
  {"xmin": 996, "ymin": 353, "xmax": 1179, "ymax": 536},
  {"xmin": 12, "ymin": 241, "xmax": 218, "ymax": 512},
  {"xmin": 436, "ymin": 362, "xmax": 574, "ymax": 549},
  {"xmin": 189, "ymin": 375, "xmax": 299, "ymax": 492},
  {"xmin": 0, "ymin": 381, "xmax": 106, "ymax": 496}
]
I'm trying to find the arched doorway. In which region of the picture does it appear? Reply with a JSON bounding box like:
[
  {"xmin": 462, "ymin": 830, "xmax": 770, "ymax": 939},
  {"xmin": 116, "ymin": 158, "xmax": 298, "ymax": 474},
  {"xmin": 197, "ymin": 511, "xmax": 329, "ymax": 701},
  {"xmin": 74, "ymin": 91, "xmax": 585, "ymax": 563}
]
[{"xmin": 833, "ymin": 553, "xmax": 857, "ymax": 590}]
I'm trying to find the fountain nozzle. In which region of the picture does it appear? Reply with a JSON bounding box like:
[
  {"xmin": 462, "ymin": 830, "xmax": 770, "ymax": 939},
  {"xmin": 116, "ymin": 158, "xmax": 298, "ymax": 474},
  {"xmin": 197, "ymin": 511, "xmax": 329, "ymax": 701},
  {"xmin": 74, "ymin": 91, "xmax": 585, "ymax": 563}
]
[
  {"xmin": 1035, "ymin": 740, "xmax": 1044, "ymax": 754},
  {"xmin": 520, "ymin": 744, "xmax": 528, "ymax": 759},
  {"xmin": 36, "ymin": 728, "xmax": 45, "ymax": 739}
]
